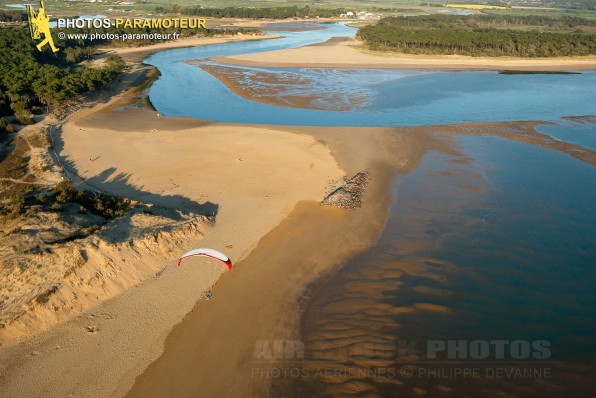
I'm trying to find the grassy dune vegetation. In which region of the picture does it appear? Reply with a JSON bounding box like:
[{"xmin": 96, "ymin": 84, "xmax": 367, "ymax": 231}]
[{"xmin": 358, "ymin": 14, "xmax": 596, "ymax": 56}]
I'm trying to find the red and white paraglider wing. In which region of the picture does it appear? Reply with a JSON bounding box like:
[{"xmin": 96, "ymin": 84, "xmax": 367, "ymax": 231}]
[{"xmin": 177, "ymin": 248, "xmax": 233, "ymax": 269}]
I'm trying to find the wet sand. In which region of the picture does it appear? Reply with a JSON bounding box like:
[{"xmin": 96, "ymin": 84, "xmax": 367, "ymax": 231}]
[
  {"xmin": 124, "ymin": 126, "xmax": 429, "ymax": 398},
  {"xmin": 199, "ymin": 63, "xmax": 321, "ymax": 110},
  {"xmin": 125, "ymin": 201, "xmax": 389, "ymax": 397},
  {"xmin": 199, "ymin": 64, "xmax": 367, "ymax": 111},
  {"xmin": 0, "ymin": 103, "xmax": 345, "ymax": 396}
]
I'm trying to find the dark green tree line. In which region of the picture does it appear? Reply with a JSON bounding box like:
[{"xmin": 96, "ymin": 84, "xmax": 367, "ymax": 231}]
[
  {"xmin": 365, "ymin": 14, "xmax": 596, "ymax": 30},
  {"xmin": 358, "ymin": 16, "xmax": 596, "ymax": 57},
  {"xmin": 0, "ymin": 27, "xmax": 120, "ymax": 125}
]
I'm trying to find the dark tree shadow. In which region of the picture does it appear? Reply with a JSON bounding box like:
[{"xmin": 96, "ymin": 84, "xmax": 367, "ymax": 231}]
[
  {"xmin": 0, "ymin": 132, "xmax": 34, "ymax": 201},
  {"xmin": 48, "ymin": 125, "xmax": 219, "ymax": 244},
  {"xmin": 0, "ymin": 133, "xmax": 15, "ymax": 164},
  {"xmin": 84, "ymin": 167, "xmax": 219, "ymax": 218}
]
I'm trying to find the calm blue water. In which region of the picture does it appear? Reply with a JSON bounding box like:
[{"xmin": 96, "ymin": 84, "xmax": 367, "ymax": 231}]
[
  {"xmin": 146, "ymin": 23, "xmax": 596, "ymax": 126},
  {"xmin": 384, "ymin": 136, "xmax": 596, "ymax": 356},
  {"xmin": 536, "ymin": 120, "xmax": 596, "ymax": 151}
]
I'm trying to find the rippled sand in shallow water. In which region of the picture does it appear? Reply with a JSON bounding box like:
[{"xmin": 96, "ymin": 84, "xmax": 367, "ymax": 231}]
[
  {"xmin": 200, "ymin": 64, "xmax": 370, "ymax": 111},
  {"xmin": 272, "ymin": 123, "xmax": 596, "ymax": 398}
]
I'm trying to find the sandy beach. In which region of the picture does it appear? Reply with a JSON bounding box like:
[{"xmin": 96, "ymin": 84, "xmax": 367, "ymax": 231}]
[
  {"xmin": 123, "ymin": 123, "xmax": 435, "ymax": 397},
  {"xmin": 213, "ymin": 37, "xmax": 596, "ymax": 71},
  {"xmin": 0, "ymin": 26, "xmax": 429, "ymax": 394},
  {"xmin": 0, "ymin": 32, "xmax": 338, "ymax": 398},
  {"xmin": 0, "ymin": 98, "xmax": 348, "ymax": 395}
]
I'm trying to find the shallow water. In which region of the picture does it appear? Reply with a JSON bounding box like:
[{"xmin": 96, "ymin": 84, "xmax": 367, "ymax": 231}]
[
  {"xmin": 536, "ymin": 119, "xmax": 596, "ymax": 151},
  {"xmin": 273, "ymin": 134, "xmax": 596, "ymax": 397}
]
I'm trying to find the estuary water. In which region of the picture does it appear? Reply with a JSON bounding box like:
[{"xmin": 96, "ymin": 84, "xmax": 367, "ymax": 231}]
[
  {"xmin": 145, "ymin": 23, "xmax": 596, "ymax": 127},
  {"xmin": 145, "ymin": 22, "xmax": 596, "ymax": 397},
  {"xmin": 273, "ymin": 134, "xmax": 596, "ymax": 397}
]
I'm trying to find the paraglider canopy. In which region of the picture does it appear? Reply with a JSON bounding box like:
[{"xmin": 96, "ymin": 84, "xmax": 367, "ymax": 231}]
[{"xmin": 178, "ymin": 248, "xmax": 233, "ymax": 269}]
